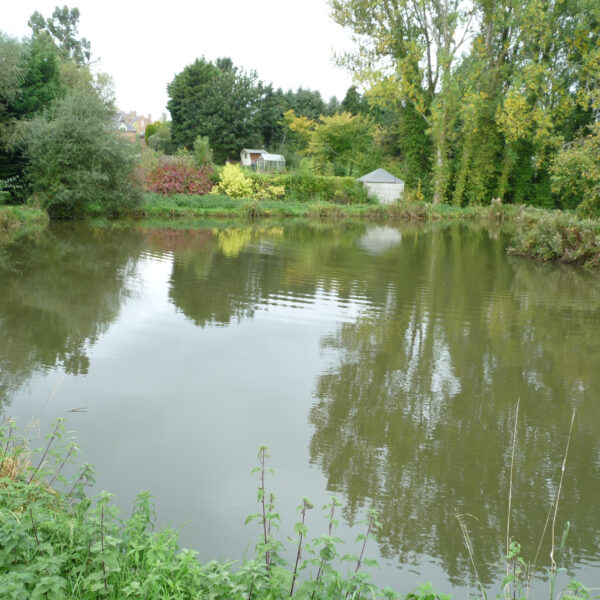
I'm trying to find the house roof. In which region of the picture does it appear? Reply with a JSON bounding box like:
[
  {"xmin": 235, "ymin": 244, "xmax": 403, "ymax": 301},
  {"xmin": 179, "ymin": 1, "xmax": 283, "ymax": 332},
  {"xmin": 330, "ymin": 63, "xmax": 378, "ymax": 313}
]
[
  {"xmin": 116, "ymin": 121, "xmax": 136, "ymax": 132},
  {"xmin": 259, "ymin": 153, "xmax": 285, "ymax": 162},
  {"xmin": 357, "ymin": 168, "xmax": 404, "ymax": 184}
]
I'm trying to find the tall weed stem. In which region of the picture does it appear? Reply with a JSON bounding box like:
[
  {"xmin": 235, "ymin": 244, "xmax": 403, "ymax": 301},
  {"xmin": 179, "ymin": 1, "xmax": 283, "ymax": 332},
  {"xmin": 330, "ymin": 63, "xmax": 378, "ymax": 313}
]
[
  {"xmin": 290, "ymin": 497, "xmax": 312, "ymax": 596},
  {"xmin": 28, "ymin": 418, "xmax": 63, "ymax": 484}
]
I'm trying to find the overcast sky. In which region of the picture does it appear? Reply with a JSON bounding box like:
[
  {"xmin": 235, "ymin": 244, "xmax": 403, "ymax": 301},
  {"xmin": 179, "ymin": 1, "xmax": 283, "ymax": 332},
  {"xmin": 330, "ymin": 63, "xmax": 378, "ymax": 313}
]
[{"xmin": 3, "ymin": 0, "xmax": 357, "ymax": 120}]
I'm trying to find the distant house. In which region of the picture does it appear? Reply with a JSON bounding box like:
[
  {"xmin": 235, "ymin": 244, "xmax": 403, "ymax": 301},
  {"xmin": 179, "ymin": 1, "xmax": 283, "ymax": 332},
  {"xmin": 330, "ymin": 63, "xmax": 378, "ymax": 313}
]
[
  {"xmin": 240, "ymin": 149, "xmax": 268, "ymax": 167},
  {"xmin": 113, "ymin": 111, "xmax": 152, "ymax": 141},
  {"xmin": 357, "ymin": 168, "xmax": 405, "ymax": 204}
]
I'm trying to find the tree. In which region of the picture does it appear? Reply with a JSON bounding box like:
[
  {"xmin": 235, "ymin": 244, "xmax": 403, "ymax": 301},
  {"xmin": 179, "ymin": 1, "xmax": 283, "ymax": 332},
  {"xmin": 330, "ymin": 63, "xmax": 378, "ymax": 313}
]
[
  {"xmin": 28, "ymin": 5, "xmax": 91, "ymax": 65},
  {"xmin": 254, "ymin": 84, "xmax": 287, "ymax": 148},
  {"xmin": 551, "ymin": 122, "xmax": 600, "ymax": 215},
  {"xmin": 0, "ymin": 34, "xmax": 25, "ymax": 110},
  {"xmin": 325, "ymin": 95, "xmax": 341, "ymax": 116},
  {"xmin": 282, "ymin": 109, "xmax": 315, "ymax": 153},
  {"xmin": 167, "ymin": 57, "xmax": 264, "ymax": 163},
  {"xmin": 147, "ymin": 121, "xmax": 176, "ymax": 154},
  {"xmin": 0, "ymin": 33, "xmax": 63, "ymax": 186},
  {"xmin": 193, "ymin": 134, "xmax": 213, "ymax": 167},
  {"xmin": 284, "ymin": 87, "xmax": 327, "ymax": 121},
  {"xmin": 341, "ymin": 85, "xmax": 367, "ymax": 115},
  {"xmin": 331, "ymin": 0, "xmax": 477, "ymax": 203},
  {"xmin": 306, "ymin": 112, "xmax": 376, "ymax": 176},
  {"xmin": 23, "ymin": 89, "xmax": 142, "ymax": 217}
]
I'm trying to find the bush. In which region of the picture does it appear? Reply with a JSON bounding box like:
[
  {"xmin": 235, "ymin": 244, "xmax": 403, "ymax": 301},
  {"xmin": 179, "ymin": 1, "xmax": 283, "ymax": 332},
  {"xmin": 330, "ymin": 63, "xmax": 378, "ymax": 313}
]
[
  {"xmin": 212, "ymin": 163, "xmax": 255, "ymax": 199},
  {"xmin": 146, "ymin": 159, "xmax": 214, "ymax": 195},
  {"xmin": 247, "ymin": 172, "xmax": 372, "ymax": 204},
  {"xmin": 508, "ymin": 207, "xmax": 600, "ymax": 269},
  {"xmin": 23, "ymin": 90, "xmax": 142, "ymax": 218},
  {"xmin": 193, "ymin": 135, "xmax": 213, "ymax": 167}
]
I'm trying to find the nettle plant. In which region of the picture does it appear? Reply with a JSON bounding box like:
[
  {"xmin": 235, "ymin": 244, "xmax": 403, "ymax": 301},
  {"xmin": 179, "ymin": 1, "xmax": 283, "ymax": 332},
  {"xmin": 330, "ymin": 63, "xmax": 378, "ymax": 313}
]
[{"xmin": 243, "ymin": 445, "xmax": 399, "ymax": 600}]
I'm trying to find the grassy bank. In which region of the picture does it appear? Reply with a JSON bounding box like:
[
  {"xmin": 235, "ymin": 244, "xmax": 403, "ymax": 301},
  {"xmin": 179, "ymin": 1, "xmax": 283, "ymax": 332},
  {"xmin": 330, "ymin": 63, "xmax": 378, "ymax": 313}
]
[
  {"xmin": 0, "ymin": 205, "xmax": 48, "ymax": 236},
  {"xmin": 137, "ymin": 192, "xmax": 519, "ymax": 222},
  {"xmin": 4, "ymin": 196, "xmax": 600, "ymax": 270}
]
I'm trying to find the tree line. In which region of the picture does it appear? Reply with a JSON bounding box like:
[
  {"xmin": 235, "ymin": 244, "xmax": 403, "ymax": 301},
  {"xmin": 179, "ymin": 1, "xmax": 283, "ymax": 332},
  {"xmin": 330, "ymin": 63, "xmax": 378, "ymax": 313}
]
[
  {"xmin": 165, "ymin": 55, "xmax": 370, "ymax": 165},
  {"xmin": 0, "ymin": 7, "xmax": 140, "ymax": 216},
  {"xmin": 329, "ymin": 0, "xmax": 600, "ymax": 212},
  {"xmin": 1, "ymin": 3, "xmax": 598, "ymax": 216},
  {"xmin": 166, "ymin": 1, "xmax": 599, "ymax": 212}
]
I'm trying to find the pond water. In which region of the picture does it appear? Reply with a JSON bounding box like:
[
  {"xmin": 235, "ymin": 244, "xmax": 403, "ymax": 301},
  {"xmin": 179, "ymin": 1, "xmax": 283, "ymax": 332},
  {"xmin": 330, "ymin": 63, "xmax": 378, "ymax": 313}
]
[{"xmin": 1, "ymin": 220, "xmax": 599, "ymax": 594}]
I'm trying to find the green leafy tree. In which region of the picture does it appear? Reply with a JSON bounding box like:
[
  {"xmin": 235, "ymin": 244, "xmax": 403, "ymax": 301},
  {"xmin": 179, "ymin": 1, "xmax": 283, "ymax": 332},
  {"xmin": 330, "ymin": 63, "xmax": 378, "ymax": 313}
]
[
  {"xmin": 255, "ymin": 84, "xmax": 287, "ymax": 148},
  {"xmin": 284, "ymin": 87, "xmax": 327, "ymax": 120},
  {"xmin": 306, "ymin": 112, "xmax": 376, "ymax": 176},
  {"xmin": 0, "ymin": 34, "xmax": 25, "ymax": 110},
  {"xmin": 167, "ymin": 57, "xmax": 264, "ymax": 162},
  {"xmin": 325, "ymin": 95, "xmax": 341, "ymax": 116},
  {"xmin": 28, "ymin": 5, "xmax": 91, "ymax": 65},
  {"xmin": 23, "ymin": 89, "xmax": 142, "ymax": 217},
  {"xmin": 147, "ymin": 121, "xmax": 176, "ymax": 154},
  {"xmin": 341, "ymin": 85, "xmax": 367, "ymax": 115},
  {"xmin": 0, "ymin": 34, "xmax": 63, "ymax": 187},
  {"xmin": 332, "ymin": 0, "xmax": 477, "ymax": 203},
  {"xmin": 551, "ymin": 122, "xmax": 600, "ymax": 216}
]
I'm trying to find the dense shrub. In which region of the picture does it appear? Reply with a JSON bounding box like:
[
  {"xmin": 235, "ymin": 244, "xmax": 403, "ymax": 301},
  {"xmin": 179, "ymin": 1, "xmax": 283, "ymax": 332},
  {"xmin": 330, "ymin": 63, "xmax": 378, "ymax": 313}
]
[
  {"xmin": 23, "ymin": 90, "xmax": 142, "ymax": 218},
  {"xmin": 210, "ymin": 164, "xmax": 285, "ymax": 200},
  {"xmin": 247, "ymin": 172, "xmax": 372, "ymax": 204},
  {"xmin": 211, "ymin": 163, "xmax": 254, "ymax": 198},
  {"xmin": 508, "ymin": 207, "xmax": 600, "ymax": 269},
  {"xmin": 146, "ymin": 161, "xmax": 214, "ymax": 195},
  {"xmin": 193, "ymin": 135, "xmax": 213, "ymax": 167}
]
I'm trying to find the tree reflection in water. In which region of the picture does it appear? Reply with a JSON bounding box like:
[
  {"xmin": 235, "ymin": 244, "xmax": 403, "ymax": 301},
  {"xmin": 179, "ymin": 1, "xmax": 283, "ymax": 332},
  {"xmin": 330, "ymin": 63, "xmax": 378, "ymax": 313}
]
[{"xmin": 308, "ymin": 225, "xmax": 600, "ymax": 586}]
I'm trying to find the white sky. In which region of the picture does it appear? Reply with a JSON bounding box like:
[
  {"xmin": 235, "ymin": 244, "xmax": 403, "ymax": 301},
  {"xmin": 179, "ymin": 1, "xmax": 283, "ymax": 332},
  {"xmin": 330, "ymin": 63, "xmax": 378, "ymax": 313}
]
[{"xmin": 3, "ymin": 0, "xmax": 356, "ymax": 121}]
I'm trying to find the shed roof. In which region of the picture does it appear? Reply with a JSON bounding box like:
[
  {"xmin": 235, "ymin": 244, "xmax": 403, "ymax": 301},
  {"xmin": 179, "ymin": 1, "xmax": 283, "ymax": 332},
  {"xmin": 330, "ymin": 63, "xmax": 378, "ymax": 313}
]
[
  {"xmin": 242, "ymin": 148, "xmax": 267, "ymax": 154},
  {"xmin": 357, "ymin": 168, "xmax": 404, "ymax": 184},
  {"xmin": 259, "ymin": 153, "xmax": 285, "ymax": 162}
]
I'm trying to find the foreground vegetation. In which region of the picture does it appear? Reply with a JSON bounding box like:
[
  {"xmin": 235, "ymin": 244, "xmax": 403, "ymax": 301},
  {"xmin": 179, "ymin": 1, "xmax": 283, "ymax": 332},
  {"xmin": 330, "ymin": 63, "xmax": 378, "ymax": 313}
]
[
  {"xmin": 0, "ymin": 205, "xmax": 48, "ymax": 235},
  {"xmin": 0, "ymin": 421, "xmax": 437, "ymax": 600},
  {"xmin": 0, "ymin": 420, "xmax": 595, "ymax": 599}
]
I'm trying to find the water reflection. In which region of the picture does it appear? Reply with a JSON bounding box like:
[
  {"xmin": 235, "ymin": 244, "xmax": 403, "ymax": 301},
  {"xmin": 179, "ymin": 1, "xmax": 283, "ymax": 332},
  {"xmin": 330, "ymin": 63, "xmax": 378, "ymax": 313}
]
[
  {"xmin": 308, "ymin": 226, "xmax": 600, "ymax": 585},
  {"xmin": 164, "ymin": 222, "xmax": 375, "ymax": 327},
  {"xmin": 1, "ymin": 220, "xmax": 599, "ymax": 591},
  {"xmin": 0, "ymin": 224, "xmax": 143, "ymax": 407}
]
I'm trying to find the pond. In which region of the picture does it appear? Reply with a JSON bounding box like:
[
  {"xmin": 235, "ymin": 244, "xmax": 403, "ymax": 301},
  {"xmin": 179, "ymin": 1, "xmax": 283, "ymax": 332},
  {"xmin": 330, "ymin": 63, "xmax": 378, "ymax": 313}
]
[{"xmin": 1, "ymin": 219, "xmax": 599, "ymax": 594}]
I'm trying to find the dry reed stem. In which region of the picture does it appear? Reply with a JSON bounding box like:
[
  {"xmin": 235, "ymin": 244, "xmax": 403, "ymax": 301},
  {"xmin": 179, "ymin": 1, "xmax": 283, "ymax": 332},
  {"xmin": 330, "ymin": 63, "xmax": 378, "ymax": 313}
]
[
  {"xmin": 505, "ymin": 399, "xmax": 519, "ymax": 595},
  {"xmin": 456, "ymin": 510, "xmax": 488, "ymax": 600},
  {"xmin": 549, "ymin": 411, "xmax": 575, "ymax": 582}
]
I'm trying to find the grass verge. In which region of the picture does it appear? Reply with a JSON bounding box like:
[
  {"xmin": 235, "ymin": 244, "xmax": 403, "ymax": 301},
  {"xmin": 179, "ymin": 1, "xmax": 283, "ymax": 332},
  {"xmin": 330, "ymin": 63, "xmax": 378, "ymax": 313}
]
[
  {"xmin": 0, "ymin": 205, "xmax": 48, "ymax": 236},
  {"xmin": 138, "ymin": 193, "xmax": 520, "ymax": 223}
]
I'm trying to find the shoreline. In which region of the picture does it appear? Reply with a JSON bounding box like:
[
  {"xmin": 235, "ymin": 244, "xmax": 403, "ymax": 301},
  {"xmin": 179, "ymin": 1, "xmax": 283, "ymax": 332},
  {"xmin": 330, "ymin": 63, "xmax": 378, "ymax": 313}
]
[{"xmin": 3, "ymin": 197, "xmax": 600, "ymax": 269}]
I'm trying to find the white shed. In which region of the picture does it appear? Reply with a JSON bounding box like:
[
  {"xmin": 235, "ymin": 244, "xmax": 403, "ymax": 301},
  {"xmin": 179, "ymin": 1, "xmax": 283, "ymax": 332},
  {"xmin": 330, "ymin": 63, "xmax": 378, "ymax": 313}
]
[
  {"xmin": 357, "ymin": 168, "xmax": 404, "ymax": 204},
  {"xmin": 257, "ymin": 153, "xmax": 286, "ymax": 173},
  {"xmin": 240, "ymin": 148, "xmax": 267, "ymax": 167}
]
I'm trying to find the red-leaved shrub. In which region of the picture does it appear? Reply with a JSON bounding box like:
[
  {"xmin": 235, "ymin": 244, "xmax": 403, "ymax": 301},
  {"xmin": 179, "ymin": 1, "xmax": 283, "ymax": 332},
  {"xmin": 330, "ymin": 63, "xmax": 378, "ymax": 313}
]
[{"xmin": 146, "ymin": 163, "xmax": 214, "ymax": 195}]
